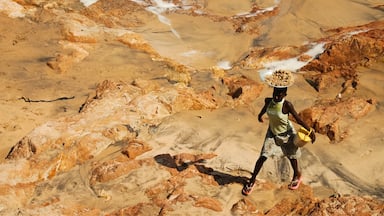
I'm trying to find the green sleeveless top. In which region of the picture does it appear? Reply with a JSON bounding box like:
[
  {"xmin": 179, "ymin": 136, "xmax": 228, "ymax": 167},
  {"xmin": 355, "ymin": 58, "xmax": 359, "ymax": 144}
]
[{"xmin": 266, "ymin": 99, "xmax": 292, "ymax": 135}]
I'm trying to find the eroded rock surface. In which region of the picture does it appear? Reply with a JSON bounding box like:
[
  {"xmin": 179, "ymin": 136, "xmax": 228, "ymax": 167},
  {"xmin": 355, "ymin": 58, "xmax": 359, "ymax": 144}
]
[
  {"xmin": 302, "ymin": 22, "xmax": 384, "ymax": 92},
  {"xmin": 0, "ymin": 0, "xmax": 384, "ymax": 215}
]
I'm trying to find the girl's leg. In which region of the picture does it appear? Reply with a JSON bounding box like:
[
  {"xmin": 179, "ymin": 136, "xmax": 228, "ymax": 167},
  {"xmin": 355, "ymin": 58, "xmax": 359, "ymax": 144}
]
[
  {"xmin": 242, "ymin": 156, "xmax": 267, "ymax": 195},
  {"xmin": 289, "ymin": 158, "xmax": 301, "ymax": 180},
  {"xmin": 249, "ymin": 156, "xmax": 267, "ymax": 184},
  {"xmin": 288, "ymin": 158, "xmax": 302, "ymax": 190}
]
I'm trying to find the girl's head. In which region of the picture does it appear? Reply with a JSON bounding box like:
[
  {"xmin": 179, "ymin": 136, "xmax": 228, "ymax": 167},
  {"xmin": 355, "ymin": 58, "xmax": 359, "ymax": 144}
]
[{"xmin": 272, "ymin": 87, "xmax": 287, "ymax": 102}]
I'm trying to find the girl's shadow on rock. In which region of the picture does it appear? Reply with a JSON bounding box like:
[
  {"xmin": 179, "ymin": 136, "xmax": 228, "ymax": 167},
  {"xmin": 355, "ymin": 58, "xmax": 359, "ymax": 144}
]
[
  {"xmin": 154, "ymin": 153, "xmax": 248, "ymax": 186},
  {"xmin": 194, "ymin": 164, "xmax": 249, "ymax": 185}
]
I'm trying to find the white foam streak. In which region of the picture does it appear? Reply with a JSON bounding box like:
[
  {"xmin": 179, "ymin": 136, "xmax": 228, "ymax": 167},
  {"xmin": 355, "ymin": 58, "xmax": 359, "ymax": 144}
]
[
  {"xmin": 170, "ymin": 28, "xmax": 181, "ymax": 39},
  {"xmin": 152, "ymin": 0, "xmax": 177, "ymax": 9},
  {"xmin": 80, "ymin": 0, "xmax": 98, "ymax": 7},
  {"xmin": 304, "ymin": 43, "xmax": 325, "ymax": 57},
  {"xmin": 347, "ymin": 29, "xmax": 369, "ymax": 36},
  {"xmin": 259, "ymin": 43, "xmax": 325, "ymax": 80},
  {"xmin": 181, "ymin": 50, "xmax": 198, "ymax": 57},
  {"xmin": 235, "ymin": 0, "xmax": 280, "ymax": 18},
  {"xmin": 132, "ymin": 0, "xmax": 181, "ymax": 39},
  {"xmin": 217, "ymin": 61, "xmax": 232, "ymax": 70},
  {"xmin": 237, "ymin": 6, "xmax": 276, "ymax": 18}
]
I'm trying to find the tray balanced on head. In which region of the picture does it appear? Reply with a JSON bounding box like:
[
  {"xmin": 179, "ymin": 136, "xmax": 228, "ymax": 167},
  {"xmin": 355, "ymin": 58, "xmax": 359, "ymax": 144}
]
[{"xmin": 265, "ymin": 70, "xmax": 294, "ymax": 88}]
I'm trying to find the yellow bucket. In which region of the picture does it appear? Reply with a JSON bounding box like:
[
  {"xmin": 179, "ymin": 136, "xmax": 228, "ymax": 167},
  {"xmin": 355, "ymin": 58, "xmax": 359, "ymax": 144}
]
[{"xmin": 294, "ymin": 127, "xmax": 313, "ymax": 147}]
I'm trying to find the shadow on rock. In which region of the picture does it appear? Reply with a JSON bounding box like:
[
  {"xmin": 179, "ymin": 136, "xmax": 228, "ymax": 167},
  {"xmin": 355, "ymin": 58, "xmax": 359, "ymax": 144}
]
[
  {"xmin": 154, "ymin": 153, "xmax": 248, "ymax": 185},
  {"xmin": 154, "ymin": 153, "xmax": 181, "ymax": 170},
  {"xmin": 195, "ymin": 164, "xmax": 249, "ymax": 186}
]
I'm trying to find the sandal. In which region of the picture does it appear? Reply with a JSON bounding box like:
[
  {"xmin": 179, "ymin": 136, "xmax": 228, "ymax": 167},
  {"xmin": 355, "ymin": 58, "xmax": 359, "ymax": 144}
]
[
  {"xmin": 288, "ymin": 176, "xmax": 302, "ymax": 190},
  {"xmin": 242, "ymin": 182, "xmax": 255, "ymax": 196}
]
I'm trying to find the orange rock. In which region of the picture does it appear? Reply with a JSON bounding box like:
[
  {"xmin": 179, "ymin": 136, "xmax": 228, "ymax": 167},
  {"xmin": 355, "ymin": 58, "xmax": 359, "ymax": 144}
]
[
  {"xmin": 298, "ymin": 97, "xmax": 375, "ymax": 141},
  {"xmin": 105, "ymin": 203, "xmax": 160, "ymax": 216},
  {"xmin": 309, "ymin": 195, "xmax": 384, "ymax": 215},
  {"xmin": 193, "ymin": 196, "xmax": 223, "ymax": 212},
  {"xmin": 5, "ymin": 137, "xmax": 36, "ymax": 160},
  {"xmin": 173, "ymin": 153, "xmax": 217, "ymax": 167},
  {"xmin": 222, "ymin": 74, "xmax": 264, "ymax": 104},
  {"xmin": 121, "ymin": 140, "xmax": 152, "ymax": 159},
  {"xmin": 302, "ymin": 28, "xmax": 384, "ymax": 91},
  {"xmin": 89, "ymin": 159, "xmax": 140, "ymax": 184},
  {"xmin": 231, "ymin": 198, "xmax": 261, "ymax": 215}
]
